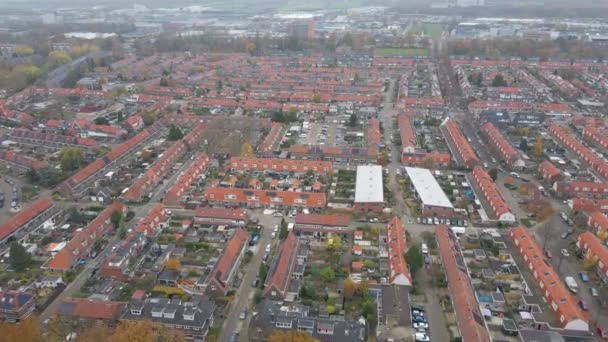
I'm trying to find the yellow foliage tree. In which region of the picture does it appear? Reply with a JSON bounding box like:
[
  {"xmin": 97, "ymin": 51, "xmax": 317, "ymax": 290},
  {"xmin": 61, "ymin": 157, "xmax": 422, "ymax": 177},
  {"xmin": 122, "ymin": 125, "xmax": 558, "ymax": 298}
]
[
  {"xmin": 241, "ymin": 143, "xmax": 254, "ymax": 157},
  {"xmin": 343, "ymin": 277, "xmax": 356, "ymax": 299},
  {"xmin": 14, "ymin": 45, "xmax": 34, "ymax": 56},
  {"xmin": 534, "ymin": 135, "xmax": 544, "ymax": 157},
  {"xmin": 109, "ymin": 321, "xmax": 185, "ymax": 342},
  {"xmin": 48, "ymin": 50, "xmax": 72, "ymax": 67},
  {"xmin": 269, "ymin": 330, "xmax": 318, "ymax": 342},
  {"xmin": 165, "ymin": 258, "xmax": 181, "ymax": 270},
  {"xmin": 0, "ymin": 316, "xmax": 41, "ymax": 342}
]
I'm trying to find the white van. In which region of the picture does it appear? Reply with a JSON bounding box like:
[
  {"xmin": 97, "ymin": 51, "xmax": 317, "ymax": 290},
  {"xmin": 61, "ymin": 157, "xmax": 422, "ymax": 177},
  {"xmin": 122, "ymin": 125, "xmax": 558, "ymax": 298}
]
[
  {"xmin": 265, "ymin": 244, "xmax": 271, "ymax": 253},
  {"xmin": 421, "ymin": 243, "xmax": 429, "ymax": 254}
]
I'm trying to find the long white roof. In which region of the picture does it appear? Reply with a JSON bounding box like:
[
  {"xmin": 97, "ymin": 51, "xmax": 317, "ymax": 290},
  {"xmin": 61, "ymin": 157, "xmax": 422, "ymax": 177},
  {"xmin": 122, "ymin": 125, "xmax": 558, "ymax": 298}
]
[
  {"xmin": 405, "ymin": 167, "xmax": 454, "ymax": 209},
  {"xmin": 354, "ymin": 165, "xmax": 384, "ymax": 203}
]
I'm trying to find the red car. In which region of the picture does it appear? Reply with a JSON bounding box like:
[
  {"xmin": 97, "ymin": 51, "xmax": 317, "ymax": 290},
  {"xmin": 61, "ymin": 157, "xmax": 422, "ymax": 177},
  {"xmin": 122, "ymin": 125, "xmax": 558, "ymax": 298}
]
[
  {"xmin": 544, "ymin": 249, "xmax": 553, "ymax": 259},
  {"xmin": 598, "ymin": 327, "xmax": 608, "ymax": 340}
]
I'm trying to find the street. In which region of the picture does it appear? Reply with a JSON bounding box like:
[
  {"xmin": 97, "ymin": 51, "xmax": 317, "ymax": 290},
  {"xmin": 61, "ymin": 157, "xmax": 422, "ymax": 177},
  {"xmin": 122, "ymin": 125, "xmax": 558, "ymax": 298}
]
[{"xmin": 218, "ymin": 212, "xmax": 278, "ymax": 342}]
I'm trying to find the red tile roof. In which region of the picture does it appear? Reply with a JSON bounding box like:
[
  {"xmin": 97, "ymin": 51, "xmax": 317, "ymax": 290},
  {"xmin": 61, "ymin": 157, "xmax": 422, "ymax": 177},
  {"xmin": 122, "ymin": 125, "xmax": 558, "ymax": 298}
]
[
  {"xmin": 0, "ymin": 150, "xmax": 46, "ymax": 170},
  {"xmin": 257, "ymin": 122, "xmax": 283, "ymax": 154},
  {"xmin": 553, "ymin": 181, "xmax": 608, "ymax": 196},
  {"xmin": 472, "ymin": 166, "xmax": 514, "ymax": 222},
  {"xmin": 59, "ymin": 297, "xmax": 125, "ymax": 321},
  {"xmin": 482, "ymin": 122, "xmax": 521, "ymax": 167},
  {"xmin": 294, "ymin": 213, "xmax": 351, "ymax": 227},
  {"xmin": 47, "ymin": 202, "xmax": 125, "ymax": 271},
  {"xmin": 264, "ymin": 232, "xmax": 299, "ymax": 298},
  {"xmin": 0, "ymin": 198, "xmax": 54, "ymax": 242},
  {"xmin": 367, "ymin": 118, "xmax": 381, "ymax": 148},
  {"xmin": 577, "ymin": 232, "xmax": 608, "ymax": 279},
  {"xmin": 550, "ymin": 125, "xmax": 608, "ymax": 180},
  {"xmin": 399, "ymin": 114, "xmax": 416, "ymax": 153},
  {"xmin": 205, "ymin": 187, "xmax": 326, "ymax": 208},
  {"xmin": 588, "ymin": 212, "xmax": 608, "ymax": 239},
  {"xmin": 570, "ymin": 198, "xmax": 608, "ymax": 213},
  {"xmin": 510, "ymin": 226, "xmax": 588, "ymax": 331},
  {"xmin": 436, "ymin": 225, "xmax": 491, "ymax": 342},
  {"xmin": 164, "ymin": 153, "xmax": 210, "ymax": 206},
  {"xmin": 135, "ymin": 203, "xmax": 166, "ymax": 236},
  {"xmin": 538, "ymin": 160, "xmax": 563, "ymax": 184},
  {"xmin": 442, "ymin": 118, "xmax": 479, "ymax": 167},
  {"xmin": 194, "ymin": 207, "xmax": 248, "ymax": 223},
  {"xmin": 209, "ymin": 228, "xmax": 249, "ymax": 290},
  {"xmin": 228, "ymin": 157, "xmax": 332, "ymax": 174},
  {"xmin": 386, "ymin": 217, "xmax": 411, "ymax": 286}
]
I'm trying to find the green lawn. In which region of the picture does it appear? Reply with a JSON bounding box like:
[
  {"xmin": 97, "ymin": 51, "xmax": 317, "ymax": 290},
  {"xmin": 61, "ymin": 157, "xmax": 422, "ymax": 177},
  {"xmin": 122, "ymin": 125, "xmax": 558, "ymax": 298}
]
[
  {"xmin": 374, "ymin": 47, "xmax": 430, "ymax": 57},
  {"xmin": 409, "ymin": 23, "xmax": 444, "ymax": 40},
  {"xmin": 279, "ymin": 0, "xmax": 363, "ymax": 11}
]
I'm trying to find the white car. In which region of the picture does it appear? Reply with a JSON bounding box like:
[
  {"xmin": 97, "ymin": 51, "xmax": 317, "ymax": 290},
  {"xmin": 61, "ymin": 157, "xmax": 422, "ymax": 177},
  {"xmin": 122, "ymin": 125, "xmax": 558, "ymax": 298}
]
[
  {"xmin": 413, "ymin": 322, "xmax": 429, "ymax": 330},
  {"xmin": 273, "ymin": 212, "xmax": 283, "ymax": 217},
  {"xmin": 415, "ymin": 332, "xmax": 430, "ymax": 342},
  {"xmin": 561, "ymin": 249, "xmax": 570, "ymax": 257}
]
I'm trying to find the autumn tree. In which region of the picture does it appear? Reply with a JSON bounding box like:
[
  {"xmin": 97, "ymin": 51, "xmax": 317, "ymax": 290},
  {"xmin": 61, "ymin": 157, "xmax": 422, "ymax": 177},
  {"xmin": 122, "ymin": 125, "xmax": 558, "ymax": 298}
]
[
  {"xmin": 165, "ymin": 258, "xmax": 182, "ymax": 270},
  {"xmin": 109, "ymin": 321, "xmax": 185, "ymax": 342},
  {"xmin": 320, "ymin": 267, "xmax": 336, "ymax": 283},
  {"xmin": 141, "ymin": 110, "xmax": 158, "ymax": 126},
  {"xmin": 534, "ymin": 135, "xmax": 544, "ymax": 157},
  {"xmin": 14, "ymin": 45, "xmax": 34, "ymax": 56},
  {"xmin": 269, "ymin": 330, "xmax": 318, "ymax": 342},
  {"xmin": 325, "ymin": 235, "xmax": 341, "ymax": 251},
  {"xmin": 48, "ymin": 50, "xmax": 72, "ymax": 68},
  {"xmin": 343, "ymin": 277, "xmax": 356, "ymax": 299},
  {"xmin": 9, "ymin": 242, "xmax": 32, "ymax": 272},
  {"xmin": 240, "ymin": 143, "xmax": 254, "ymax": 157},
  {"xmin": 0, "ymin": 316, "xmax": 41, "ymax": 342}
]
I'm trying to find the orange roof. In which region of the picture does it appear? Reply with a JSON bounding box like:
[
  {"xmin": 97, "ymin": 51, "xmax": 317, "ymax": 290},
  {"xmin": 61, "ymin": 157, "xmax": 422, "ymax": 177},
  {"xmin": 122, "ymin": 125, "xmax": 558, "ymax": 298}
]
[
  {"xmin": 589, "ymin": 212, "xmax": 608, "ymax": 236},
  {"xmin": 205, "ymin": 187, "xmax": 326, "ymax": 208},
  {"xmin": 294, "ymin": 213, "xmax": 351, "ymax": 227},
  {"xmin": 442, "ymin": 118, "xmax": 479, "ymax": 167},
  {"xmin": 0, "ymin": 198, "xmax": 53, "ymax": 241},
  {"xmin": 263, "ymin": 232, "xmax": 299, "ymax": 297},
  {"xmin": 550, "ymin": 125, "xmax": 608, "ymax": 179},
  {"xmin": 436, "ymin": 225, "xmax": 491, "ymax": 342},
  {"xmin": 482, "ymin": 122, "xmax": 520, "ymax": 166},
  {"xmin": 510, "ymin": 226, "xmax": 588, "ymax": 330},
  {"xmin": 164, "ymin": 153, "xmax": 210, "ymax": 205},
  {"xmin": 59, "ymin": 297, "xmax": 125, "ymax": 321},
  {"xmin": 228, "ymin": 157, "xmax": 332, "ymax": 174},
  {"xmin": 210, "ymin": 228, "xmax": 249, "ymax": 289},
  {"xmin": 351, "ymin": 261, "xmax": 364, "ymax": 271},
  {"xmin": 399, "ymin": 114, "xmax": 416, "ymax": 151},
  {"xmin": 472, "ymin": 166, "xmax": 513, "ymax": 221},
  {"xmin": 386, "ymin": 217, "xmax": 411, "ymax": 286}
]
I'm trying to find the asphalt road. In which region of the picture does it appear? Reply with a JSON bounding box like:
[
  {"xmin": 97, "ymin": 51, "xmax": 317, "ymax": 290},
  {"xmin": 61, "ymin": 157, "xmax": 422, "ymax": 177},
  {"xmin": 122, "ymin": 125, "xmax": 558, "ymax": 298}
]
[{"xmin": 219, "ymin": 212, "xmax": 278, "ymax": 342}]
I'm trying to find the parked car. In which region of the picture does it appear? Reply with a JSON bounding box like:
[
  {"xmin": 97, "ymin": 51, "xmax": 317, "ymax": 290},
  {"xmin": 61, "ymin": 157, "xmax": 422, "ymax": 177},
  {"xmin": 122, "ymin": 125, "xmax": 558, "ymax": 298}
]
[
  {"xmin": 413, "ymin": 322, "xmax": 429, "ymax": 330},
  {"xmin": 273, "ymin": 212, "xmax": 283, "ymax": 217},
  {"xmin": 544, "ymin": 249, "xmax": 552, "ymax": 259},
  {"xmin": 239, "ymin": 308, "xmax": 247, "ymax": 320},
  {"xmin": 410, "ymin": 304, "xmax": 425, "ymax": 311},
  {"xmin": 560, "ymin": 232, "xmax": 569, "ymax": 239},
  {"xmin": 412, "ymin": 310, "xmax": 425, "ymax": 317},
  {"xmin": 561, "ymin": 249, "xmax": 570, "ymax": 257},
  {"xmin": 578, "ymin": 300, "xmax": 589, "ymax": 311},
  {"xmin": 590, "ymin": 287, "xmax": 599, "ymax": 297},
  {"xmin": 579, "ymin": 271, "xmax": 589, "ymax": 282},
  {"xmin": 414, "ymin": 332, "xmax": 431, "ymax": 342},
  {"xmin": 412, "ymin": 315, "xmax": 428, "ymax": 323}
]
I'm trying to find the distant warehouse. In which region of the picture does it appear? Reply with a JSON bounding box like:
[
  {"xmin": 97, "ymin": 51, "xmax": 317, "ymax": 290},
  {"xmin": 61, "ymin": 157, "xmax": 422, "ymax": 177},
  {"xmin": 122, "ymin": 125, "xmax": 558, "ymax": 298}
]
[
  {"xmin": 405, "ymin": 167, "xmax": 454, "ymax": 218},
  {"xmin": 353, "ymin": 165, "xmax": 384, "ymax": 213}
]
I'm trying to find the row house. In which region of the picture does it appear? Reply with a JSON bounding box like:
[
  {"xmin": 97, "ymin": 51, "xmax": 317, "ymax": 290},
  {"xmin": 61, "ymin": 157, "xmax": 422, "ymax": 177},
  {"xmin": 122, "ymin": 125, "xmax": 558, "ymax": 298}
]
[
  {"xmin": 122, "ymin": 140, "xmax": 187, "ymax": 202},
  {"xmin": 126, "ymin": 115, "xmax": 144, "ymax": 131},
  {"xmin": 510, "ymin": 226, "xmax": 588, "ymax": 331},
  {"xmin": 46, "ymin": 203, "xmax": 126, "ymax": 272},
  {"xmin": 0, "ymin": 198, "xmax": 57, "ymax": 246},
  {"xmin": 257, "ymin": 122, "xmax": 283, "ymax": 156},
  {"xmin": 228, "ymin": 157, "xmax": 332, "ymax": 175},
  {"xmin": 441, "ymin": 118, "xmax": 479, "ymax": 168},
  {"xmin": 481, "ymin": 122, "xmax": 524, "ymax": 169},
  {"xmin": 204, "ymin": 228, "xmax": 249, "ymax": 297},
  {"xmin": 468, "ymin": 100, "xmax": 531, "ymax": 116},
  {"xmin": 399, "ymin": 114, "xmax": 416, "ymax": 154},
  {"xmin": 288, "ymin": 145, "xmax": 378, "ymax": 164},
  {"xmin": 164, "ymin": 154, "xmax": 210, "ymax": 206},
  {"xmin": 182, "ymin": 123, "xmax": 208, "ymax": 150},
  {"xmin": 64, "ymin": 121, "xmax": 166, "ymax": 196},
  {"xmin": 0, "ymin": 291, "xmax": 35, "ymax": 323},
  {"xmin": 143, "ymin": 86, "xmax": 193, "ymax": 98},
  {"xmin": 553, "ymin": 181, "xmax": 608, "ymax": 198},
  {"xmin": 582, "ymin": 125, "xmax": 608, "ymax": 151},
  {"xmin": 398, "ymin": 115, "xmax": 451, "ymax": 166},
  {"xmin": 471, "ymin": 166, "xmax": 516, "ymax": 223},
  {"xmin": 9, "ymin": 129, "xmax": 98, "ymax": 151},
  {"xmin": 264, "ymin": 232, "xmax": 304, "ymax": 301},
  {"xmin": 576, "ymin": 232, "xmax": 608, "ymax": 284},
  {"xmin": 294, "ymin": 214, "xmax": 352, "ymax": 237},
  {"xmin": 204, "ymin": 187, "xmax": 326, "ymax": 208},
  {"xmin": 386, "ymin": 217, "xmax": 412, "ymax": 286},
  {"xmin": 0, "ymin": 150, "xmax": 46, "ymax": 173},
  {"xmin": 436, "ymin": 225, "xmax": 491, "ymax": 342},
  {"xmin": 194, "ymin": 207, "xmax": 248, "ymax": 226},
  {"xmin": 569, "ymin": 198, "xmax": 608, "ymax": 213},
  {"xmin": 282, "ymin": 102, "xmax": 329, "ymax": 114},
  {"xmin": 400, "ymin": 97, "xmax": 445, "ymax": 109},
  {"xmin": 587, "ymin": 211, "xmax": 608, "ymax": 240},
  {"xmin": 549, "ymin": 125, "xmax": 608, "ymax": 180},
  {"xmin": 367, "ymin": 118, "xmax": 381, "ymax": 149},
  {"xmin": 538, "ymin": 160, "xmax": 565, "ymax": 185}
]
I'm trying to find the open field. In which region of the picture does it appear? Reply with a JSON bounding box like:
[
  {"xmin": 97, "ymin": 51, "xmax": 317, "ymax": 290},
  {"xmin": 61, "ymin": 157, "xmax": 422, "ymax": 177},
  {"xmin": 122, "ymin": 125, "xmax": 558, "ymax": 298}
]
[
  {"xmin": 409, "ymin": 23, "xmax": 444, "ymax": 39},
  {"xmin": 375, "ymin": 47, "xmax": 430, "ymax": 57}
]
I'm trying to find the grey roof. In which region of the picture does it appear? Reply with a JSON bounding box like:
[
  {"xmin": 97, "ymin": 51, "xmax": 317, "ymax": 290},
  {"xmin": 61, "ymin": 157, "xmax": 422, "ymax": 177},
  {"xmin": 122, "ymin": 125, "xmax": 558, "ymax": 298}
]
[
  {"xmin": 250, "ymin": 299, "xmax": 367, "ymax": 342},
  {"xmin": 122, "ymin": 296, "xmax": 215, "ymax": 331}
]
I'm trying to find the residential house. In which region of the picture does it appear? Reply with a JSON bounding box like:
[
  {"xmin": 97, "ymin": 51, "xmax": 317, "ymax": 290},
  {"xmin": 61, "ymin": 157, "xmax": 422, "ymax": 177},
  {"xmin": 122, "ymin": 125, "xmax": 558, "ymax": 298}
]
[{"xmin": 0, "ymin": 291, "xmax": 35, "ymax": 323}]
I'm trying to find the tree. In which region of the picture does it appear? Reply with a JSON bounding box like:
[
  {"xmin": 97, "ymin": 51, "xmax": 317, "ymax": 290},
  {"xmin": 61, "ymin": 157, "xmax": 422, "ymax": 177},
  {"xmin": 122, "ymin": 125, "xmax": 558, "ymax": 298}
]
[
  {"xmin": 165, "ymin": 258, "xmax": 181, "ymax": 270},
  {"xmin": 312, "ymin": 94, "xmax": 321, "ymax": 103},
  {"xmin": 279, "ymin": 219, "xmax": 288, "ymax": 239},
  {"xmin": 519, "ymin": 138, "xmax": 529, "ymax": 152},
  {"xmin": 491, "ymin": 73, "xmax": 508, "ymax": 87},
  {"xmin": 159, "ymin": 77, "xmax": 169, "ymax": 87},
  {"xmin": 48, "ymin": 50, "xmax": 72, "ymax": 68},
  {"xmin": 110, "ymin": 210, "xmax": 123, "ymax": 229},
  {"xmin": 14, "ymin": 45, "xmax": 34, "ymax": 56},
  {"xmin": 9, "ymin": 242, "xmax": 32, "ymax": 272},
  {"xmin": 240, "ymin": 143, "xmax": 254, "ymax": 157},
  {"xmin": 488, "ymin": 168, "xmax": 498, "ymax": 182},
  {"xmin": 269, "ymin": 330, "xmax": 317, "ymax": 342},
  {"xmin": 325, "ymin": 235, "xmax": 341, "ymax": 251},
  {"xmin": 343, "ymin": 277, "xmax": 356, "ymax": 299},
  {"xmin": 141, "ymin": 110, "xmax": 158, "ymax": 126},
  {"xmin": 259, "ymin": 262, "xmax": 268, "ymax": 283},
  {"xmin": 405, "ymin": 244, "xmax": 423, "ymax": 276},
  {"xmin": 59, "ymin": 147, "xmax": 83, "ymax": 171},
  {"xmin": 348, "ymin": 113, "xmax": 358, "ymax": 127},
  {"xmin": 0, "ymin": 316, "xmax": 41, "ymax": 342},
  {"xmin": 109, "ymin": 321, "xmax": 185, "ymax": 342},
  {"xmin": 167, "ymin": 124, "xmax": 183, "ymax": 141},
  {"xmin": 94, "ymin": 117, "xmax": 110, "ymax": 125},
  {"xmin": 320, "ymin": 267, "xmax": 336, "ymax": 283},
  {"xmin": 534, "ymin": 135, "xmax": 544, "ymax": 157}
]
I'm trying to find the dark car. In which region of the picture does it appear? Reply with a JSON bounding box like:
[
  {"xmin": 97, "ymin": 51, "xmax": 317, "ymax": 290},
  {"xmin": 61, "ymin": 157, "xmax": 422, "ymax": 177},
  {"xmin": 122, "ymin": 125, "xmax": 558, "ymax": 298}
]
[{"xmin": 412, "ymin": 315, "xmax": 428, "ymax": 323}]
